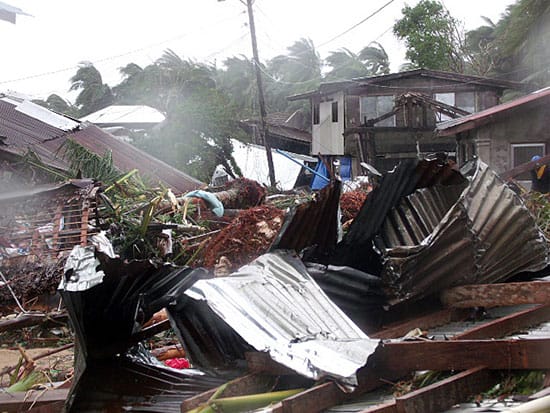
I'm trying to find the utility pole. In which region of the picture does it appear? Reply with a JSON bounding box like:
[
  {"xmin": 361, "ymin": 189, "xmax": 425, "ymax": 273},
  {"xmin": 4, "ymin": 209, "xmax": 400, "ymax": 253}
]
[{"xmin": 245, "ymin": 0, "xmax": 276, "ymax": 188}]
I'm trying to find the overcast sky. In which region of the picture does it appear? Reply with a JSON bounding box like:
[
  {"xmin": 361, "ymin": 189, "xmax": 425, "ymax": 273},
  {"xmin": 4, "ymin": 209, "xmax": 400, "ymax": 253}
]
[{"xmin": 0, "ymin": 0, "xmax": 515, "ymax": 102}]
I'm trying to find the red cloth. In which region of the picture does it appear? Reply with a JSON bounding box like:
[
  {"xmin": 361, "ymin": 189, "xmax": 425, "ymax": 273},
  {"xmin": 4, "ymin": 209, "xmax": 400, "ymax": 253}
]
[{"xmin": 164, "ymin": 357, "xmax": 190, "ymax": 369}]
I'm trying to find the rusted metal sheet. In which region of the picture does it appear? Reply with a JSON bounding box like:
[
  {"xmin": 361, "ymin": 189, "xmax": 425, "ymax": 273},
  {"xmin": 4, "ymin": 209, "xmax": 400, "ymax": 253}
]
[
  {"xmin": 274, "ymin": 181, "xmax": 341, "ymax": 256},
  {"xmin": 0, "ymin": 97, "xmax": 203, "ymax": 193},
  {"xmin": 338, "ymin": 159, "xmax": 549, "ymax": 305},
  {"xmin": 437, "ymin": 87, "xmax": 550, "ymax": 137}
]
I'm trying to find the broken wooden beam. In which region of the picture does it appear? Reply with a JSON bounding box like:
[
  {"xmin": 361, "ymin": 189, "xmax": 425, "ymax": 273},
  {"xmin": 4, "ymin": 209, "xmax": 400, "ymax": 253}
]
[
  {"xmin": 371, "ymin": 309, "xmax": 466, "ymax": 339},
  {"xmin": 378, "ymin": 338, "xmax": 550, "ymax": 371},
  {"xmin": 452, "ymin": 304, "xmax": 550, "ymax": 340},
  {"xmin": 441, "ymin": 281, "xmax": 550, "ymax": 308},
  {"xmin": 0, "ymin": 389, "xmax": 69, "ymax": 413},
  {"xmin": 278, "ymin": 382, "xmax": 345, "ymax": 413},
  {"xmin": 0, "ymin": 312, "xmax": 68, "ymax": 333},
  {"xmin": 394, "ymin": 366, "xmax": 495, "ymax": 413},
  {"xmin": 358, "ymin": 366, "xmax": 497, "ymax": 413}
]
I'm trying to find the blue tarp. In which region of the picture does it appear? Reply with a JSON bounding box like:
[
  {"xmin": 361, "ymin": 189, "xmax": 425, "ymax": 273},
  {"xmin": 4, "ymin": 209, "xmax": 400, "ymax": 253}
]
[{"xmin": 311, "ymin": 157, "xmax": 351, "ymax": 190}]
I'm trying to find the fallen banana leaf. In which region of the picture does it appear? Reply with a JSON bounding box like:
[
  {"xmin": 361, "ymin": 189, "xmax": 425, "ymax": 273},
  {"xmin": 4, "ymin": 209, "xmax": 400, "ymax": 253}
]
[{"xmin": 6, "ymin": 370, "xmax": 46, "ymax": 393}]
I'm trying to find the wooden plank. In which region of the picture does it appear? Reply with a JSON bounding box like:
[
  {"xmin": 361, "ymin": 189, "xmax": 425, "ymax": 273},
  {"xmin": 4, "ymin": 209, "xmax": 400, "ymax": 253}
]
[
  {"xmin": 181, "ymin": 373, "xmax": 270, "ymax": 412},
  {"xmin": 453, "ymin": 304, "xmax": 550, "ymax": 340},
  {"xmin": 0, "ymin": 389, "xmax": 68, "ymax": 413},
  {"xmin": 280, "ymin": 382, "xmax": 345, "ymax": 413},
  {"xmin": 371, "ymin": 309, "xmax": 461, "ymax": 339},
  {"xmin": 501, "ymin": 153, "xmax": 550, "ymax": 180},
  {"xmin": 0, "ymin": 312, "xmax": 68, "ymax": 333},
  {"xmin": 441, "ymin": 282, "xmax": 550, "ymax": 308},
  {"xmin": 130, "ymin": 319, "xmax": 171, "ymax": 343},
  {"xmin": 394, "ymin": 366, "xmax": 495, "ymax": 413},
  {"xmin": 378, "ymin": 338, "xmax": 550, "ymax": 371}
]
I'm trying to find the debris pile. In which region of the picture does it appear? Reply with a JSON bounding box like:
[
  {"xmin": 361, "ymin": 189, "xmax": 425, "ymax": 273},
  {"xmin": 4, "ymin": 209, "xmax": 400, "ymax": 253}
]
[
  {"xmin": 201, "ymin": 205, "xmax": 285, "ymax": 270},
  {"xmin": 2, "ymin": 158, "xmax": 550, "ymax": 413}
]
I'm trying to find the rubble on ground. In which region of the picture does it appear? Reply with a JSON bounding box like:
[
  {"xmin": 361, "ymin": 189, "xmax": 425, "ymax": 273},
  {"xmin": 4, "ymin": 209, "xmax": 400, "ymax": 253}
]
[{"xmin": 1, "ymin": 158, "xmax": 550, "ymax": 413}]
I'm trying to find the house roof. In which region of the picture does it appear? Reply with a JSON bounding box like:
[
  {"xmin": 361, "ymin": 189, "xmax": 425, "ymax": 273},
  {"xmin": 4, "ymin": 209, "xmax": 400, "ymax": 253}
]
[
  {"xmin": 437, "ymin": 87, "xmax": 550, "ymax": 136},
  {"xmin": 240, "ymin": 111, "xmax": 312, "ymax": 143},
  {"xmin": 287, "ymin": 69, "xmax": 523, "ymax": 101},
  {"xmin": 352, "ymin": 68, "xmax": 522, "ymax": 89},
  {"xmin": 0, "ymin": 96, "xmax": 202, "ymax": 193},
  {"xmin": 81, "ymin": 105, "xmax": 166, "ymax": 125}
]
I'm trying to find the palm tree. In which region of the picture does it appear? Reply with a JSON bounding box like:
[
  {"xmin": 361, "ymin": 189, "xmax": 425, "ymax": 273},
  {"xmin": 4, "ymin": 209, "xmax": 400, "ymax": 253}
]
[
  {"xmin": 69, "ymin": 62, "xmax": 114, "ymax": 117},
  {"xmin": 358, "ymin": 42, "xmax": 390, "ymax": 76},
  {"xmin": 325, "ymin": 48, "xmax": 370, "ymax": 80},
  {"xmin": 325, "ymin": 42, "xmax": 390, "ymax": 81},
  {"xmin": 268, "ymin": 38, "xmax": 322, "ymax": 83},
  {"xmin": 216, "ymin": 55, "xmax": 257, "ymax": 116}
]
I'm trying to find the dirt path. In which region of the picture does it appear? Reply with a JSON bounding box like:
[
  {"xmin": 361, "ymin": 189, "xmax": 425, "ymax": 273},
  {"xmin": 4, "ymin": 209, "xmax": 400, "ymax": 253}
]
[{"xmin": 0, "ymin": 347, "xmax": 74, "ymax": 386}]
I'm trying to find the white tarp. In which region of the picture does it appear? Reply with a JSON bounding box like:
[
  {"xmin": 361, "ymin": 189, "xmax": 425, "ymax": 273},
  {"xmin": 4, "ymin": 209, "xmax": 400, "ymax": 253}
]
[{"xmin": 231, "ymin": 139, "xmax": 315, "ymax": 190}]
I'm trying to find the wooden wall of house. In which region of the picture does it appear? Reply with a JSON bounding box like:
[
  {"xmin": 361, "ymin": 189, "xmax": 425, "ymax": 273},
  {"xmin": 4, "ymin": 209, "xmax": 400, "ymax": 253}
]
[
  {"xmin": 345, "ymin": 77, "xmax": 503, "ymax": 129},
  {"xmin": 471, "ymin": 105, "xmax": 550, "ymax": 174}
]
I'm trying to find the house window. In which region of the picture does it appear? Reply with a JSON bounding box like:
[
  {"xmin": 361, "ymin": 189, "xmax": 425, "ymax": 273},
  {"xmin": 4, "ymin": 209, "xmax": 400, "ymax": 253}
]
[
  {"xmin": 511, "ymin": 143, "xmax": 546, "ymax": 180},
  {"xmin": 331, "ymin": 101, "xmax": 338, "ymax": 123},
  {"xmin": 313, "ymin": 103, "xmax": 320, "ymax": 125},
  {"xmin": 435, "ymin": 92, "xmax": 475, "ymax": 121},
  {"xmin": 360, "ymin": 95, "xmax": 395, "ymax": 127}
]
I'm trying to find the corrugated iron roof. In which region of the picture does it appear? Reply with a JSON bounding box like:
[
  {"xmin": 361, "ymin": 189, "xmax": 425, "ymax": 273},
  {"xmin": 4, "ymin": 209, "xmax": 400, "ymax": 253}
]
[
  {"xmin": 184, "ymin": 251, "xmax": 379, "ymax": 390},
  {"xmin": 0, "ymin": 97, "xmax": 203, "ymax": 193},
  {"xmin": 81, "ymin": 105, "xmax": 166, "ymax": 125},
  {"xmin": 336, "ymin": 159, "xmax": 549, "ymax": 306},
  {"xmin": 437, "ymin": 87, "xmax": 550, "ymax": 136}
]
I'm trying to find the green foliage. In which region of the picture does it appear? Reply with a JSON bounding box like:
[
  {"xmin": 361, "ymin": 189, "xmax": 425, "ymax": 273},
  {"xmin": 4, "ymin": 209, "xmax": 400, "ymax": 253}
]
[
  {"xmin": 325, "ymin": 42, "xmax": 390, "ymax": 81},
  {"xmin": 70, "ymin": 62, "xmax": 114, "ymax": 116},
  {"xmin": 135, "ymin": 87, "xmax": 242, "ymax": 183},
  {"xmin": 393, "ymin": 0, "xmax": 465, "ymax": 72},
  {"xmin": 464, "ymin": 0, "xmax": 550, "ymax": 88},
  {"xmin": 59, "ymin": 139, "xmax": 122, "ymax": 183},
  {"xmin": 485, "ymin": 371, "xmax": 545, "ymax": 397},
  {"xmin": 32, "ymin": 94, "xmax": 79, "ymax": 117}
]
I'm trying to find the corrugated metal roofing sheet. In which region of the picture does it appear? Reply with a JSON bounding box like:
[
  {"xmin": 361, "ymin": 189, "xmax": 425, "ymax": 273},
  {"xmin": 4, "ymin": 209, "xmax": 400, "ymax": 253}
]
[
  {"xmin": 437, "ymin": 87, "xmax": 550, "ymax": 136},
  {"xmin": 336, "ymin": 159, "xmax": 549, "ymax": 306},
  {"xmin": 184, "ymin": 251, "xmax": 379, "ymax": 389},
  {"xmin": 81, "ymin": 105, "xmax": 165, "ymax": 125},
  {"xmin": 0, "ymin": 97, "xmax": 203, "ymax": 193}
]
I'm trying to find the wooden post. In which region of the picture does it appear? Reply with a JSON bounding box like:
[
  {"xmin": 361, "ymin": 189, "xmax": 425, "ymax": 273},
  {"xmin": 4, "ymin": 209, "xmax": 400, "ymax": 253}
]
[{"xmin": 246, "ymin": 0, "xmax": 276, "ymax": 188}]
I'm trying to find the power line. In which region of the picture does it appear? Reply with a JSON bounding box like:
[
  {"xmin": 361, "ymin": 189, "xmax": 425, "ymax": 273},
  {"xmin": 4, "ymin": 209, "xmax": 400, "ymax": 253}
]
[
  {"xmin": 317, "ymin": 0, "xmax": 396, "ymax": 49},
  {"xmin": 0, "ymin": 10, "xmax": 246, "ymax": 87}
]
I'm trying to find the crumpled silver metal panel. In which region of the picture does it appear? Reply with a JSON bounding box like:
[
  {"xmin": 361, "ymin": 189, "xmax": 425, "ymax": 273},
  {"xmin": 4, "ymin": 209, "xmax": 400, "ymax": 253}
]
[
  {"xmin": 381, "ymin": 160, "xmax": 549, "ymax": 304},
  {"xmin": 185, "ymin": 251, "xmax": 379, "ymax": 390},
  {"xmin": 58, "ymin": 246, "xmax": 105, "ymax": 292}
]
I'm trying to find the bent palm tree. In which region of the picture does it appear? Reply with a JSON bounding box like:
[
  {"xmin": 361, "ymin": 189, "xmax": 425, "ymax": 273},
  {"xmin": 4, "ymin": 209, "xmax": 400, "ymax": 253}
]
[{"xmin": 70, "ymin": 62, "xmax": 114, "ymax": 117}]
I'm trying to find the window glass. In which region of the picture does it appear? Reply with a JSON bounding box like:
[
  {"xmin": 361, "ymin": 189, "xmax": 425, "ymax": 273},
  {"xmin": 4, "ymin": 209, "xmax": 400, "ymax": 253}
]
[
  {"xmin": 331, "ymin": 101, "xmax": 338, "ymax": 123},
  {"xmin": 360, "ymin": 95, "xmax": 395, "ymax": 127},
  {"xmin": 511, "ymin": 143, "xmax": 546, "ymax": 180},
  {"xmin": 313, "ymin": 103, "xmax": 320, "ymax": 125},
  {"xmin": 456, "ymin": 92, "xmax": 475, "ymax": 113}
]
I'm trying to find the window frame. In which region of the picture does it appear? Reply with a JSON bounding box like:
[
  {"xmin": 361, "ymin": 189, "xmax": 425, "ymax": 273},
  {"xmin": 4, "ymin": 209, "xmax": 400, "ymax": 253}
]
[{"xmin": 331, "ymin": 101, "xmax": 338, "ymax": 123}]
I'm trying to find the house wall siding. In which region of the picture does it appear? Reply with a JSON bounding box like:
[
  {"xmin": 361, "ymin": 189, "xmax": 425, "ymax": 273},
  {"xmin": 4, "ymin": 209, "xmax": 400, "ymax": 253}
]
[{"xmin": 472, "ymin": 106, "xmax": 550, "ymax": 173}]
